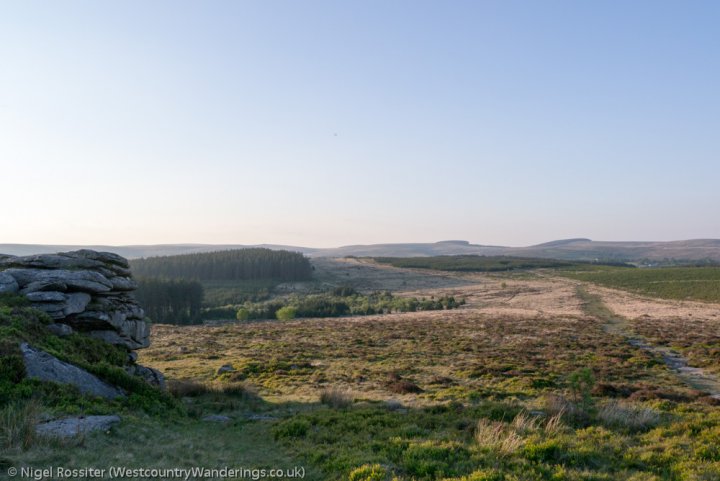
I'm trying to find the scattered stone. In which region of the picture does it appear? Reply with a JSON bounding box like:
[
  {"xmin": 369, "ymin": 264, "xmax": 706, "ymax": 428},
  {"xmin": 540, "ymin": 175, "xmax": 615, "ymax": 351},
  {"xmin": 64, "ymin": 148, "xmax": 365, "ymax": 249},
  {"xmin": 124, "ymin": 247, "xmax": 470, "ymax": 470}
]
[
  {"xmin": 0, "ymin": 272, "xmax": 19, "ymax": 294},
  {"xmin": 217, "ymin": 364, "xmax": 236, "ymax": 375},
  {"xmin": 47, "ymin": 323, "xmax": 73, "ymax": 337},
  {"xmin": 202, "ymin": 415, "xmax": 232, "ymax": 423},
  {"xmin": 35, "ymin": 415, "xmax": 121, "ymax": 438},
  {"xmin": 21, "ymin": 343, "xmax": 125, "ymax": 400},
  {"xmin": 244, "ymin": 413, "xmax": 278, "ymax": 421}
]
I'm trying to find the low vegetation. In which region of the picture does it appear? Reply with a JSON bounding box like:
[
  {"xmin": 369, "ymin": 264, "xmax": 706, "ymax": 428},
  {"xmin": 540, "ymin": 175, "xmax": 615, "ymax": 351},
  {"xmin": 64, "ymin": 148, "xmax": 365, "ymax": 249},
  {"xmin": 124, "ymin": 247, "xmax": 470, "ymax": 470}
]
[
  {"xmin": 374, "ymin": 255, "xmax": 633, "ymax": 272},
  {"xmin": 560, "ymin": 266, "xmax": 720, "ymax": 303},
  {"xmin": 0, "ymin": 295, "xmax": 179, "ymax": 415},
  {"xmin": 199, "ymin": 290, "xmax": 465, "ymax": 323},
  {"xmin": 5, "ymin": 257, "xmax": 720, "ymax": 480}
]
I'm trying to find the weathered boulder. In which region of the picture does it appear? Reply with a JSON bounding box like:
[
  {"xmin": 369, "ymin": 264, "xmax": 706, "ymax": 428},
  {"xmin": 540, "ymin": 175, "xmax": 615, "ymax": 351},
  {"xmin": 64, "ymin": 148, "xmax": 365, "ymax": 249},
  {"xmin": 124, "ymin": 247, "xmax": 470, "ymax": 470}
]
[
  {"xmin": 85, "ymin": 317, "xmax": 149, "ymax": 350},
  {"xmin": 36, "ymin": 415, "xmax": 121, "ymax": 438},
  {"xmin": 0, "ymin": 250, "xmax": 149, "ymax": 350},
  {"xmin": 46, "ymin": 323, "xmax": 74, "ymax": 337},
  {"xmin": 21, "ymin": 343, "xmax": 125, "ymax": 400},
  {"xmin": 1, "ymin": 250, "xmax": 165, "ymax": 393},
  {"xmin": 0, "ymin": 271, "xmax": 19, "ymax": 294},
  {"xmin": 25, "ymin": 291, "xmax": 65, "ymax": 302},
  {"xmin": 63, "ymin": 292, "xmax": 92, "ymax": 315},
  {"xmin": 126, "ymin": 364, "xmax": 166, "ymax": 390},
  {"xmin": 6, "ymin": 268, "xmax": 113, "ymax": 294}
]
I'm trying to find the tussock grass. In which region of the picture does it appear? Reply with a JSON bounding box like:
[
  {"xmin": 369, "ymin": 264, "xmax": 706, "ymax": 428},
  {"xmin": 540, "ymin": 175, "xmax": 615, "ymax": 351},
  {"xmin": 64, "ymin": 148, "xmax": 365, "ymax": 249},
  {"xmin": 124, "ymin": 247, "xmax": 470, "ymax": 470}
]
[
  {"xmin": 168, "ymin": 379, "xmax": 255, "ymax": 401},
  {"xmin": 0, "ymin": 400, "xmax": 39, "ymax": 450},
  {"xmin": 319, "ymin": 388, "xmax": 354, "ymax": 409},
  {"xmin": 475, "ymin": 418, "xmax": 524, "ymax": 455},
  {"xmin": 598, "ymin": 400, "xmax": 660, "ymax": 431}
]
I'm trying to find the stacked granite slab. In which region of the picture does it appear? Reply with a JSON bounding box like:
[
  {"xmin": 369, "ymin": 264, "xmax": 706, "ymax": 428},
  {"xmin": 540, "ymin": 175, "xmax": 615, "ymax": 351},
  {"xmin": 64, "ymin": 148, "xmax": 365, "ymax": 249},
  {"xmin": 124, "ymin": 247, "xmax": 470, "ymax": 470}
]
[{"xmin": 0, "ymin": 250, "xmax": 148, "ymax": 349}]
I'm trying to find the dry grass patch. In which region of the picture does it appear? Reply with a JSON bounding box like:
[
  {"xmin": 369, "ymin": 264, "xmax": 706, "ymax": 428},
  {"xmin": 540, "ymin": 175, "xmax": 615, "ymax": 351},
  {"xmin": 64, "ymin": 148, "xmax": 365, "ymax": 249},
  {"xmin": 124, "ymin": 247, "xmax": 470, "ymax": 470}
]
[
  {"xmin": 319, "ymin": 388, "xmax": 354, "ymax": 409},
  {"xmin": 597, "ymin": 401, "xmax": 660, "ymax": 431}
]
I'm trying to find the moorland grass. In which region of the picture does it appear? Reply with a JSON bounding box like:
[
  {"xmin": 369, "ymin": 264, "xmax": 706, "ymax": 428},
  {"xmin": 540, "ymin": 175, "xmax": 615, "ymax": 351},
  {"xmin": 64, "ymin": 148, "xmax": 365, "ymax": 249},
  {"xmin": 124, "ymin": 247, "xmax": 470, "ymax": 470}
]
[{"xmin": 560, "ymin": 266, "xmax": 720, "ymax": 303}]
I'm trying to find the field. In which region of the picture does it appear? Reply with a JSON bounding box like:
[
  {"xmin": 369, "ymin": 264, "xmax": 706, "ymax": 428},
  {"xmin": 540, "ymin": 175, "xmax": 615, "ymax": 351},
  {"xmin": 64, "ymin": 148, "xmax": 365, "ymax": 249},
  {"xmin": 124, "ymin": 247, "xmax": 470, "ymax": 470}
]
[
  {"xmin": 5, "ymin": 260, "xmax": 720, "ymax": 480},
  {"xmin": 559, "ymin": 267, "xmax": 720, "ymax": 303},
  {"xmin": 374, "ymin": 256, "xmax": 595, "ymax": 272}
]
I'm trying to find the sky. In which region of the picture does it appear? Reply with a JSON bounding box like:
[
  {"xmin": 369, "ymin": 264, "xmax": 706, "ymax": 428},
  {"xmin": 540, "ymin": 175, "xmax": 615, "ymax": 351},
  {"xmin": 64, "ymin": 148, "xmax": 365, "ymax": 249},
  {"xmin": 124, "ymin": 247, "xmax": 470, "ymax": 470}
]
[{"xmin": 1, "ymin": 1, "xmax": 719, "ymax": 247}]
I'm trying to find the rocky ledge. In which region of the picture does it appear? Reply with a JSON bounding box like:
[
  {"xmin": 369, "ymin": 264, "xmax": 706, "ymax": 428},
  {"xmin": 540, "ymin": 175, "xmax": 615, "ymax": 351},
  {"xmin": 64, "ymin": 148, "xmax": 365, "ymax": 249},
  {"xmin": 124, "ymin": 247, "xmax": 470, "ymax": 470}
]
[{"xmin": 0, "ymin": 250, "xmax": 148, "ymax": 349}]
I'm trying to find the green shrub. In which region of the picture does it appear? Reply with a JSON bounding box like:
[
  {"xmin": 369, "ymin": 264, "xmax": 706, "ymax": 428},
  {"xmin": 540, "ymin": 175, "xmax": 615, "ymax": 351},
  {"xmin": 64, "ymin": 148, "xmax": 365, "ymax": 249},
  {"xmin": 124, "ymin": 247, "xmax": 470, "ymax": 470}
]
[
  {"xmin": 276, "ymin": 306, "xmax": 297, "ymax": 320},
  {"xmin": 235, "ymin": 307, "xmax": 250, "ymax": 321},
  {"xmin": 273, "ymin": 419, "xmax": 310, "ymax": 439},
  {"xmin": 568, "ymin": 368, "xmax": 595, "ymax": 413},
  {"xmin": 523, "ymin": 439, "xmax": 563, "ymax": 463},
  {"xmin": 401, "ymin": 440, "xmax": 471, "ymax": 478}
]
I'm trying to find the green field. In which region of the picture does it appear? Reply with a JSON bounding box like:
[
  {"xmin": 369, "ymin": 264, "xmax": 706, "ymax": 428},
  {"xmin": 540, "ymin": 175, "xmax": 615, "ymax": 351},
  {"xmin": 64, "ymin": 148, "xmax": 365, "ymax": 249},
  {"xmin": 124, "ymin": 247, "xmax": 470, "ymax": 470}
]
[
  {"xmin": 374, "ymin": 256, "xmax": 632, "ymax": 273},
  {"xmin": 559, "ymin": 267, "xmax": 720, "ymax": 303}
]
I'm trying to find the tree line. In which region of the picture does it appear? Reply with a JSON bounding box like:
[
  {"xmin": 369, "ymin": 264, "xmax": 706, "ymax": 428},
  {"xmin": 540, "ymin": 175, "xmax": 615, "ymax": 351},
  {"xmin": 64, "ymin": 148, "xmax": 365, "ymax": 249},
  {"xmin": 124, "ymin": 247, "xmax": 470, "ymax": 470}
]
[
  {"xmin": 129, "ymin": 248, "xmax": 313, "ymax": 282},
  {"xmin": 198, "ymin": 290, "xmax": 466, "ymax": 324},
  {"xmin": 134, "ymin": 278, "xmax": 204, "ymax": 324}
]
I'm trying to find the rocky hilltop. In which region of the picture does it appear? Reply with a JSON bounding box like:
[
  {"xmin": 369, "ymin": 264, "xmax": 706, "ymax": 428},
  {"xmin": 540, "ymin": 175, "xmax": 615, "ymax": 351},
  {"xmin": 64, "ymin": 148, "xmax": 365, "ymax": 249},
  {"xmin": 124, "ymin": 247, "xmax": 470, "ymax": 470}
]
[
  {"xmin": 0, "ymin": 249, "xmax": 148, "ymax": 349},
  {"xmin": 0, "ymin": 249, "xmax": 163, "ymax": 392}
]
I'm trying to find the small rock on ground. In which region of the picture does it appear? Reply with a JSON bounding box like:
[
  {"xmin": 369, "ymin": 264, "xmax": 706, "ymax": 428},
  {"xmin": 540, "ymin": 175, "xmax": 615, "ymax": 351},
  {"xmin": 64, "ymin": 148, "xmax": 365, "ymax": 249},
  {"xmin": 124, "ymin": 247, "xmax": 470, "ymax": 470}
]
[
  {"xmin": 202, "ymin": 415, "xmax": 232, "ymax": 423},
  {"xmin": 35, "ymin": 415, "xmax": 121, "ymax": 438}
]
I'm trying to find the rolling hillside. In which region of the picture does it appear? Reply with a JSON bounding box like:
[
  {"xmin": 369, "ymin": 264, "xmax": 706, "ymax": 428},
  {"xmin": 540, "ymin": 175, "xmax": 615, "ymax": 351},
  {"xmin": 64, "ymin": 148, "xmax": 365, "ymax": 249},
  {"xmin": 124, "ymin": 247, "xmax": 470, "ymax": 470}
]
[{"xmin": 2, "ymin": 238, "xmax": 720, "ymax": 262}]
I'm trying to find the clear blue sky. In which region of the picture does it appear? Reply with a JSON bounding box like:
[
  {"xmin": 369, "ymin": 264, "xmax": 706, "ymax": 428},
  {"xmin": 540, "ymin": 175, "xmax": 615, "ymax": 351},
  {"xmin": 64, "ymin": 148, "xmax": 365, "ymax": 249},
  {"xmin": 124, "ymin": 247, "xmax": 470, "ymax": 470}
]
[{"xmin": 1, "ymin": 1, "xmax": 718, "ymax": 247}]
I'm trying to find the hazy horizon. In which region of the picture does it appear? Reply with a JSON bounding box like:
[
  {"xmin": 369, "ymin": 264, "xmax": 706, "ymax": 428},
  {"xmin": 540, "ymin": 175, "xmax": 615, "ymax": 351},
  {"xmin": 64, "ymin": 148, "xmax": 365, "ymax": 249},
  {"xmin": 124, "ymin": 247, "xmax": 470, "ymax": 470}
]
[{"xmin": 2, "ymin": 1, "xmax": 719, "ymax": 247}]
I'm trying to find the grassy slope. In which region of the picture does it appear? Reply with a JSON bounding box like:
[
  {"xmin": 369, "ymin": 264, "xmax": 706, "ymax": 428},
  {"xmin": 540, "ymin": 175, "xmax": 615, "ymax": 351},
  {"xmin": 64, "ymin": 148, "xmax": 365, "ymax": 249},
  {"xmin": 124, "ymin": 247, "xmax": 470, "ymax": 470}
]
[
  {"xmin": 0, "ymin": 296, "xmax": 316, "ymax": 476},
  {"xmin": 6, "ymin": 270, "xmax": 720, "ymax": 480},
  {"xmin": 139, "ymin": 308, "xmax": 720, "ymax": 481}
]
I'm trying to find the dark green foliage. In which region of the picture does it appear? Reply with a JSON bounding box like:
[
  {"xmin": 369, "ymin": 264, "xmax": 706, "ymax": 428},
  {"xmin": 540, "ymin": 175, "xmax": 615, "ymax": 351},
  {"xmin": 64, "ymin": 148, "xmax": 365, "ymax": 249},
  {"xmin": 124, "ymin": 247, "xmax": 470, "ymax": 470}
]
[
  {"xmin": 135, "ymin": 278, "xmax": 204, "ymax": 324},
  {"xmin": 332, "ymin": 286, "xmax": 358, "ymax": 297},
  {"xmin": 375, "ymin": 255, "xmax": 634, "ymax": 272},
  {"xmin": 273, "ymin": 419, "xmax": 311, "ymax": 439},
  {"xmin": 568, "ymin": 368, "xmax": 596, "ymax": 413},
  {"xmin": 130, "ymin": 248, "xmax": 312, "ymax": 282},
  {"xmin": 196, "ymin": 292, "xmax": 465, "ymax": 323}
]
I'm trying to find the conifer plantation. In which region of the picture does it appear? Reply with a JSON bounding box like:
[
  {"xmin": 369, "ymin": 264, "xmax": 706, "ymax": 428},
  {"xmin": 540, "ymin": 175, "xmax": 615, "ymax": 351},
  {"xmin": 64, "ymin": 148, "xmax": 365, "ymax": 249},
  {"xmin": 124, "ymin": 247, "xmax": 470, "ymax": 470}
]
[{"xmin": 130, "ymin": 248, "xmax": 312, "ymax": 282}]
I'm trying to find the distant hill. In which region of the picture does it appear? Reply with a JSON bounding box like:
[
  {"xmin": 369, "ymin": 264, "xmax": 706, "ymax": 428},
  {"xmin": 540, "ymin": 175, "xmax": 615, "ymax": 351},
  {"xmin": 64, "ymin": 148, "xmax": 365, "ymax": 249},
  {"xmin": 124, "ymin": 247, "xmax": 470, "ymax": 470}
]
[
  {"xmin": 0, "ymin": 243, "xmax": 318, "ymax": 259},
  {"xmin": 2, "ymin": 239, "xmax": 720, "ymax": 262}
]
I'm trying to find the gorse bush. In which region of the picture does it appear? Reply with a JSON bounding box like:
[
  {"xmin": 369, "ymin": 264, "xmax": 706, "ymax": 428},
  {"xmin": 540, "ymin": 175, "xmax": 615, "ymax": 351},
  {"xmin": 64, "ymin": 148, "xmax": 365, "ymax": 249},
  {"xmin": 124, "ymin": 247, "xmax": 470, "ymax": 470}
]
[{"xmin": 348, "ymin": 464, "xmax": 389, "ymax": 481}]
